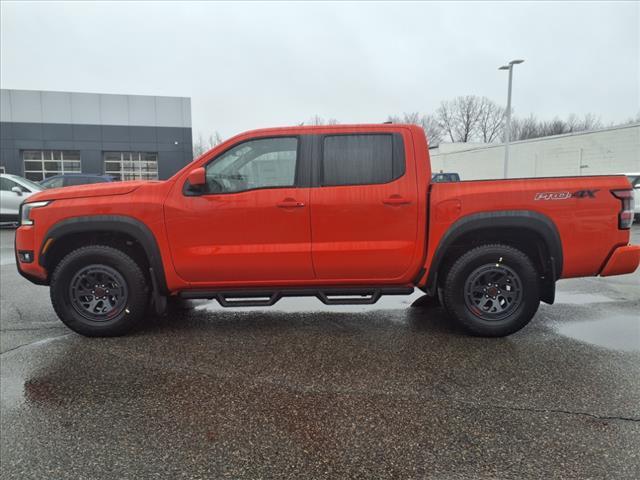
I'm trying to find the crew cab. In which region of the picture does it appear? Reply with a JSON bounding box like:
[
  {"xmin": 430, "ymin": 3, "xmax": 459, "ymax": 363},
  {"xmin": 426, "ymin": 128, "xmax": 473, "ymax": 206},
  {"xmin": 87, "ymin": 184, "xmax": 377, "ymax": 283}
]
[{"xmin": 14, "ymin": 124, "xmax": 640, "ymax": 337}]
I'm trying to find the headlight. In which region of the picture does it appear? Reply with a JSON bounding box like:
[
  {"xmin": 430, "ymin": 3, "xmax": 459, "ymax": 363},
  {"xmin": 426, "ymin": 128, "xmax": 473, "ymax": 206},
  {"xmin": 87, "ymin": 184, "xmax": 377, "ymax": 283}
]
[{"xmin": 20, "ymin": 201, "xmax": 51, "ymax": 226}]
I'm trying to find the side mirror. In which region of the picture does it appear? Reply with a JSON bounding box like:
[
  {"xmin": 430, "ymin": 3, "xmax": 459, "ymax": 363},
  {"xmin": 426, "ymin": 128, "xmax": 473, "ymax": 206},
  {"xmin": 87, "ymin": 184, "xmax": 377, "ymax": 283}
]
[
  {"xmin": 11, "ymin": 186, "xmax": 23, "ymax": 196},
  {"xmin": 187, "ymin": 167, "xmax": 206, "ymax": 188}
]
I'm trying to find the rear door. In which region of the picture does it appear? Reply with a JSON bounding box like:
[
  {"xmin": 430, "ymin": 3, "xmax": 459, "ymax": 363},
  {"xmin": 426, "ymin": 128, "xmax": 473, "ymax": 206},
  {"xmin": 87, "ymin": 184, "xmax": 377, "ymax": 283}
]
[{"xmin": 309, "ymin": 130, "xmax": 419, "ymax": 281}]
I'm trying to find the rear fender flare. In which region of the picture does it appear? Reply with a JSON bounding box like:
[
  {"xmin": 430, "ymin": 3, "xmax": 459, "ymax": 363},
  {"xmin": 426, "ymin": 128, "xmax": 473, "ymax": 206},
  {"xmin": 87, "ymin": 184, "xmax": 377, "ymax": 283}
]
[{"xmin": 423, "ymin": 210, "xmax": 563, "ymax": 301}]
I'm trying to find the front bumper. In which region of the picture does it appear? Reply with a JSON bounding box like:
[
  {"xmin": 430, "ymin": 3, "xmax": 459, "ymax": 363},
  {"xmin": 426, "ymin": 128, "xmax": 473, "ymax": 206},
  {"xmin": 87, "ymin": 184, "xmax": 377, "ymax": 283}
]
[
  {"xmin": 600, "ymin": 245, "xmax": 640, "ymax": 277},
  {"xmin": 15, "ymin": 226, "xmax": 49, "ymax": 285}
]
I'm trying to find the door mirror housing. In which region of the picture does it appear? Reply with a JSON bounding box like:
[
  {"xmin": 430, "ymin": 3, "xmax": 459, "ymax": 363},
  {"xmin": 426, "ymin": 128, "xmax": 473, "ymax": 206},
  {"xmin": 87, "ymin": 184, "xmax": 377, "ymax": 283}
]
[
  {"xmin": 187, "ymin": 167, "xmax": 206, "ymax": 188},
  {"xmin": 11, "ymin": 186, "xmax": 23, "ymax": 196}
]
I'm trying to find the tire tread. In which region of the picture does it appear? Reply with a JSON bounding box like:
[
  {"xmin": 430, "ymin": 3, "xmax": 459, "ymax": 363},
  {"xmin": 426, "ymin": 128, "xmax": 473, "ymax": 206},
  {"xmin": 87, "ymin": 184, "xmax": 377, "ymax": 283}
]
[
  {"xmin": 441, "ymin": 243, "xmax": 540, "ymax": 337},
  {"xmin": 50, "ymin": 245, "xmax": 148, "ymax": 337}
]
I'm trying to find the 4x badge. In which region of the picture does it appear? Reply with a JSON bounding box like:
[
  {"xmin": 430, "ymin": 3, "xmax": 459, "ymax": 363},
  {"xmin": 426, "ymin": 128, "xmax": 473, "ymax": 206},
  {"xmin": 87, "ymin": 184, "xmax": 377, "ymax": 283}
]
[{"xmin": 534, "ymin": 190, "xmax": 599, "ymax": 201}]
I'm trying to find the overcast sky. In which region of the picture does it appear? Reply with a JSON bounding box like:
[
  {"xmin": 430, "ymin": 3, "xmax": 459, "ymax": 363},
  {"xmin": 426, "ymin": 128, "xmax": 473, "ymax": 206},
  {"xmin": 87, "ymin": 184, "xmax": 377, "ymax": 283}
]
[{"xmin": 1, "ymin": 1, "xmax": 638, "ymax": 139}]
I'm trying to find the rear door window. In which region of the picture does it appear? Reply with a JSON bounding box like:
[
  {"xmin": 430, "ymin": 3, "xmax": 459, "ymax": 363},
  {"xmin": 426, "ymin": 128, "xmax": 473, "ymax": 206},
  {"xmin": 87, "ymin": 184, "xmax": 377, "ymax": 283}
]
[{"xmin": 321, "ymin": 134, "xmax": 405, "ymax": 186}]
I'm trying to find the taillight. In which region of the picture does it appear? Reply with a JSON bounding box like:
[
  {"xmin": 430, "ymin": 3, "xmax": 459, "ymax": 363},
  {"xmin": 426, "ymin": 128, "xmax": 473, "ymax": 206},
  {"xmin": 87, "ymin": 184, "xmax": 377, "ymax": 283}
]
[{"xmin": 611, "ymin": 189, "xmax": 635, "ymax": 229}]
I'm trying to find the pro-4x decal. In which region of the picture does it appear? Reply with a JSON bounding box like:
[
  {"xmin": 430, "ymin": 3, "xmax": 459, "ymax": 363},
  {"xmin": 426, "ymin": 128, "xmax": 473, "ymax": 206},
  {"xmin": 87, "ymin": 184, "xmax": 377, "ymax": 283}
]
[{"xmin": 534, "ymin": 190, "xmax": 599, "ymax": 201}]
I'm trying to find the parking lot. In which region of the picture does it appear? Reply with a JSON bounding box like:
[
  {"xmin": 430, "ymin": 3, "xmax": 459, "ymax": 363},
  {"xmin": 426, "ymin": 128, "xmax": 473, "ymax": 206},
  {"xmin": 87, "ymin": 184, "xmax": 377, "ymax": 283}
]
[{"xmin": 1, "ymin": 226, "xmax": 638, "ymax": 479}]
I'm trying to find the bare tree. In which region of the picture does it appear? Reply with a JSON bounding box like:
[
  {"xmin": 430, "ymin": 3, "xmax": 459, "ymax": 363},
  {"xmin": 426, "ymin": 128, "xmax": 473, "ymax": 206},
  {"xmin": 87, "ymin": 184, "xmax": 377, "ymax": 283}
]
[
  {"xmin": 567, "ymin": 113, "xmax": 602, "ymax": 132},
  {"xmin": 386, "ymin": 112, "xmax": 442, "ymax": 146},
  {"xmin": 477, "ymin": 97, "xmax": 505, "ymax": 143},
  {"xmin": 509, "ymin": 113, "xmax": 603, "ymax": 141},
  {"xmin": 437, "ymin": 96, "xmax": 484, "ymax": 143},
  {"xmin": 511, "ymin": 114, "xmax": 540, "ymax": 140},
  {"xmin": 419, "ymin": 114, "xmax": 443, "ymax": 146},
  {"xmin": 436, "ymin": 101, "xmax": 457, "ymax": 143},
  {"xmin": 540, "ymin": 118, "xmax": 569, "ymax": 137},
  {"xmin": 193, "ymin": 131, "xmax": 224, "ymax": 158},
  {"xmin": 301, "ymin": 115, "xmax": 339, "ymax": 126}
]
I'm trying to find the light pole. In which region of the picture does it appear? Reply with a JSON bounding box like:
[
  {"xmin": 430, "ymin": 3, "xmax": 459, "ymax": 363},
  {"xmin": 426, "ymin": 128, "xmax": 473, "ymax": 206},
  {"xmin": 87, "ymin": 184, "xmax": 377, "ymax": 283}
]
[{"xmin": 499, "ymin": 59, "xmax": 524, "ymax": 178}]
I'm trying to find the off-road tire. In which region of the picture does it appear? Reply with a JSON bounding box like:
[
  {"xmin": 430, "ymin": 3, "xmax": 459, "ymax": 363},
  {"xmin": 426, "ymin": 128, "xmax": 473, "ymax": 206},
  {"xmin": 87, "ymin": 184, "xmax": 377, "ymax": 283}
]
[
  {"xmin": 441, "ymin": 244, "xmax": 540, "ymax": 337},
  {"xmin": 50, "ymin": 245, "xmax": 148, "ymax": 337}
]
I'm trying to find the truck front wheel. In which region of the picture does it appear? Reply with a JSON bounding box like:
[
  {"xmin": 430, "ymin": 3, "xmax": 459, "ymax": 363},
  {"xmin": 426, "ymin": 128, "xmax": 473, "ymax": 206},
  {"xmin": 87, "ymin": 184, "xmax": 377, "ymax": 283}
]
[
  {"xmin": 441, "ymin": 244, "xmax": 540, "ymax": 337},
  {"xmin": 50, "ymin": 245, "xmax": 148, "ymax": 337}
]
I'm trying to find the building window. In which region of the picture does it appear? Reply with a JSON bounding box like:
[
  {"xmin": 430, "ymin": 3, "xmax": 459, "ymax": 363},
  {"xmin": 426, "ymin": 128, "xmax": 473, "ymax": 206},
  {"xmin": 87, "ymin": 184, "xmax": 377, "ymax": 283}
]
[
  {"xmin": 104, "ymin": 152, "xmax": 159, "ymax": 181},
  {"xmin": 22, "ymin": 150, "xmax": 81, "ymax": 181}
]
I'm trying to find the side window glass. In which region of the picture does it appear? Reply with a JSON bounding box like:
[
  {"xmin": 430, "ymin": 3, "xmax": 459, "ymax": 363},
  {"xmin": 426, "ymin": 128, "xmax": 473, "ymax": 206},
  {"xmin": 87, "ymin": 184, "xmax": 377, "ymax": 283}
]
[
  {"xmin": 322, "ymin": 134, "xmax": 404, "ymax": 186},
  {"xmin": 0, "ymin": 178, "xmax": 18, "ymax": 191},
  {"xmin": 66, "ymin": 177, "xmax": 87, "ymax": 186},
  {"xmin": 204, "ymin": 137, "xmax": 298, "ymax": 193},
  {"xmin": 46, "ymin": 177, "xmax": 64, "ymax": 188}
]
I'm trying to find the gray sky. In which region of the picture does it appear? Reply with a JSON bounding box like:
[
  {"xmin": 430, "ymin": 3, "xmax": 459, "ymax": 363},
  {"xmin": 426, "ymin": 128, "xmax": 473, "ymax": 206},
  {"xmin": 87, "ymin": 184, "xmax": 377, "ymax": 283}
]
[{"xmin": 1, "ymin": 1, "xmax": 638, "ymax": 139}]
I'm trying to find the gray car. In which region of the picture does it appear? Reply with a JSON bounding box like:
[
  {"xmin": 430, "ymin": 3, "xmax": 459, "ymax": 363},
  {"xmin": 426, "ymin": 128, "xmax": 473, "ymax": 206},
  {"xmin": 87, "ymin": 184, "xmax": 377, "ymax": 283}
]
[{"xmin": 0, "ymin": 174, "xmax": 44, "ymax": 225}]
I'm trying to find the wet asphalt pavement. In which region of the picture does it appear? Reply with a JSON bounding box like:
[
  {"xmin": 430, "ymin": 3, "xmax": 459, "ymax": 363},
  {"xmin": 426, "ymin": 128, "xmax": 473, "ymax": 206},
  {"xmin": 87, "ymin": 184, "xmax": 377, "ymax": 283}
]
[{"xmin": 1, "ymin": 228, "xmax": 639, "ymax": 479}]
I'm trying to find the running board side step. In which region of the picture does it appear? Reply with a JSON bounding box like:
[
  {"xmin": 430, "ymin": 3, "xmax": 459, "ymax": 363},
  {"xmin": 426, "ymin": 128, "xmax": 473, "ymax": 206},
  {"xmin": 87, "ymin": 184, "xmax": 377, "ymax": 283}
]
[{"xmin": 179, "ymin": 286, "xmax": 414, "ymax": 307}]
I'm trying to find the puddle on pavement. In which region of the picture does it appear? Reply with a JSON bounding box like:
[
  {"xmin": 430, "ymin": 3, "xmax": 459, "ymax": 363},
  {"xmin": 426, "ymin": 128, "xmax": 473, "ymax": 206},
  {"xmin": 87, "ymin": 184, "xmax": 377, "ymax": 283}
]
[
  {"xmin": 556, "ymin": 315, "xmax": 640, "ymax": 352},
  {"xmin": 554, "ymin": 292, "xmax": 616, "ymax": 304}
]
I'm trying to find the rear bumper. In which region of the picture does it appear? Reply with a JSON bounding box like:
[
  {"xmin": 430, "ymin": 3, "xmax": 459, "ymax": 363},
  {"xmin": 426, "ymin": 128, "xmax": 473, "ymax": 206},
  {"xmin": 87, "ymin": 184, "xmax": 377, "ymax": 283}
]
[{"xmin": 600, "ymin": 245, "xmax": 640, "ymax": 277}]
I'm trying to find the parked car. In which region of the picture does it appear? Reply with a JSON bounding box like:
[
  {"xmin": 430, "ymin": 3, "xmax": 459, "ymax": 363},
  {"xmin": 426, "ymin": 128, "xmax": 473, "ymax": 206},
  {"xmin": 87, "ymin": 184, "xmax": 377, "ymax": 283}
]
[
  {"xmin": 432, "ymin": 172, "xmax": 461, "ymax": 182},
  {"xmin": 40, "ymin": 173, "xmax": 115, "ymax": 189},
  {"xmin": 0, "ymin": 174, "xmax": 44, "ymax": 224},
  {"xmin": 624, "ymin": 173, "xmax": 640, "ymax": 220},
  {"xmin": 14, "ymin": 124, "xmax": 640, "ymax": 337}
]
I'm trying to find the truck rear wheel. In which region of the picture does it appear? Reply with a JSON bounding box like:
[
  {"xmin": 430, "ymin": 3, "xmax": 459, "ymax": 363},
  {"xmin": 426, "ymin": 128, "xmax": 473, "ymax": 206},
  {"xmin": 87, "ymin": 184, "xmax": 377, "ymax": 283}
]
[
  {"xmin": 441, "ymin": 244, "xmax": 540, "ymax": 337},
  {"xmin": 50, "ymin": 245, "xmax": 148, "ymax": 337}
]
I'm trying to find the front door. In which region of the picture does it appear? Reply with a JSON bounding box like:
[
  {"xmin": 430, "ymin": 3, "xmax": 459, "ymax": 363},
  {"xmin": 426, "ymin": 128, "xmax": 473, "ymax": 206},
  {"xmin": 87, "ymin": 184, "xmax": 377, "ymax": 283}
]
[{"xmin": 164, "ymin": 136, "xmax": 314, "ymax": 285}]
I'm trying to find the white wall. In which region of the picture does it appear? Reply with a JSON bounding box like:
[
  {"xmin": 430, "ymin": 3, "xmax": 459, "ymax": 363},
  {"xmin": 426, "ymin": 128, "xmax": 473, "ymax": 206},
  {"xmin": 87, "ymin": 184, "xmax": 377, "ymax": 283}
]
[{"xmin": 430, "ymin": 124, "xmax": 640, "ymax": 179}]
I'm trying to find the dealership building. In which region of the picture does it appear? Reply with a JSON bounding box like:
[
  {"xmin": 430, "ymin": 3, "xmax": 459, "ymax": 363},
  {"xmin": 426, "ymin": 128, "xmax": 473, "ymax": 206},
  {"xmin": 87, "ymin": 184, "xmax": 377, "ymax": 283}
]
[{"xmin": 0, "ymin": 89, "xmax": 193, "ymax": 181}]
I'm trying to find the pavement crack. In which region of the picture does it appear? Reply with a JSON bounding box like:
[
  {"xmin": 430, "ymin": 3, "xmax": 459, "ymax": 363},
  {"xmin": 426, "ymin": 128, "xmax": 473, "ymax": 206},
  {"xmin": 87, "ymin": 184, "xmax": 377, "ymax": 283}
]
[
  {"xmin": 0, "ymin": 334, "xmax": 72, "ymax": 356},
  {"xmin": 1, "ymin": 325, "xmax": 68, "ymax": 332},
  {"xmin": 471, "ymin": 402, "xmax": 640, "ymax": 423}
]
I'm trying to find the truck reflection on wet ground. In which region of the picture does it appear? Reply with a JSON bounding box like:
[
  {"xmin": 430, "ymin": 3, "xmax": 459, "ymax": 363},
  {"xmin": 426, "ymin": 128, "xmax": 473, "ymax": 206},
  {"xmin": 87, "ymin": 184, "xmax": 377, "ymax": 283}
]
[{"xmin": 1, "ymin": 227, "xmax": 639, "ymax": 479}]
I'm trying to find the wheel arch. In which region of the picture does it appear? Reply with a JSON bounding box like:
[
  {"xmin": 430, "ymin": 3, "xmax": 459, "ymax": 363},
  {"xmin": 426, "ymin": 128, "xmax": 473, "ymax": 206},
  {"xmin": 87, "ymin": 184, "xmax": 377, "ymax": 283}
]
[
  {"xmin": 39, "ymin": 215, "xmax": 168, "ymax": 294},
  {"xmin": 424, "ymin": 210, "xmax": 562, "ymax": 304}
]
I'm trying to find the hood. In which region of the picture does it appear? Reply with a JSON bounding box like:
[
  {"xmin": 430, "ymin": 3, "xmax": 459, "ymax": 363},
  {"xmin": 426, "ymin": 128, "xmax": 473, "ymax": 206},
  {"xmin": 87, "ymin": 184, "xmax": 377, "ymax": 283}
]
[{"xmin": 27, "ymin": 180, "xmax": 154, "ymax": 202}]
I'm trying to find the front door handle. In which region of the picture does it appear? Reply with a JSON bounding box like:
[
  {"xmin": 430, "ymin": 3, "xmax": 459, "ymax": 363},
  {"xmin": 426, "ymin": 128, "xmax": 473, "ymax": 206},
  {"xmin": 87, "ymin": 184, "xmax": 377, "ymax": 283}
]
[
  {"xmin": 276, "ymin": 198, "xmax": 305, "ymax": 208},
  {"xmin": 383, "ymin": 195, "xmax": 411, "ymax": 206}
]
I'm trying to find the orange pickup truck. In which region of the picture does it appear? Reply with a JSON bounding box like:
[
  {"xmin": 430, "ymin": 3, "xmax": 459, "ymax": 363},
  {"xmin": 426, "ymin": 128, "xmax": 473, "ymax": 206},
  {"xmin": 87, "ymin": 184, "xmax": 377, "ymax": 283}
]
[{"xmin": 15, "ymin": 124, "xmax": 640, "ymax": 337}]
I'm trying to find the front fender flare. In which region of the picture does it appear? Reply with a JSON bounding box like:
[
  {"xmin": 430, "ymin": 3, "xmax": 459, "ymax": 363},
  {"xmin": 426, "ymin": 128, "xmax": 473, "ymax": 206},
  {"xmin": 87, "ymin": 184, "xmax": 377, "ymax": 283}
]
[{"xmin": 39, "ymin": 215, "xmax": 168, "ymax": 294}]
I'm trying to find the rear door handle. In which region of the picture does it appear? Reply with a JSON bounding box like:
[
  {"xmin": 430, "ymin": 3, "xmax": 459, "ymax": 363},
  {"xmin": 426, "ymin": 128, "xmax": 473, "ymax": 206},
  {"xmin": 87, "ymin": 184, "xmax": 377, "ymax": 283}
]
[
  {"xmin": 383, "ymin": 195, "xmax": 411, "ymax": 206},
  {"xmin": 276, "ymin": 198, "xmax": 305, "ymax": 208}
]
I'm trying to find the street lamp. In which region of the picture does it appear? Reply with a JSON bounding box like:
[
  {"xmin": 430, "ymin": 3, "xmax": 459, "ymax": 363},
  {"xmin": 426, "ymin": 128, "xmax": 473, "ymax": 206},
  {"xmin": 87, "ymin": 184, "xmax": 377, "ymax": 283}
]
[{"xmin": 499, "ymin": 59, "xmax": 524, "ymax": 178}]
